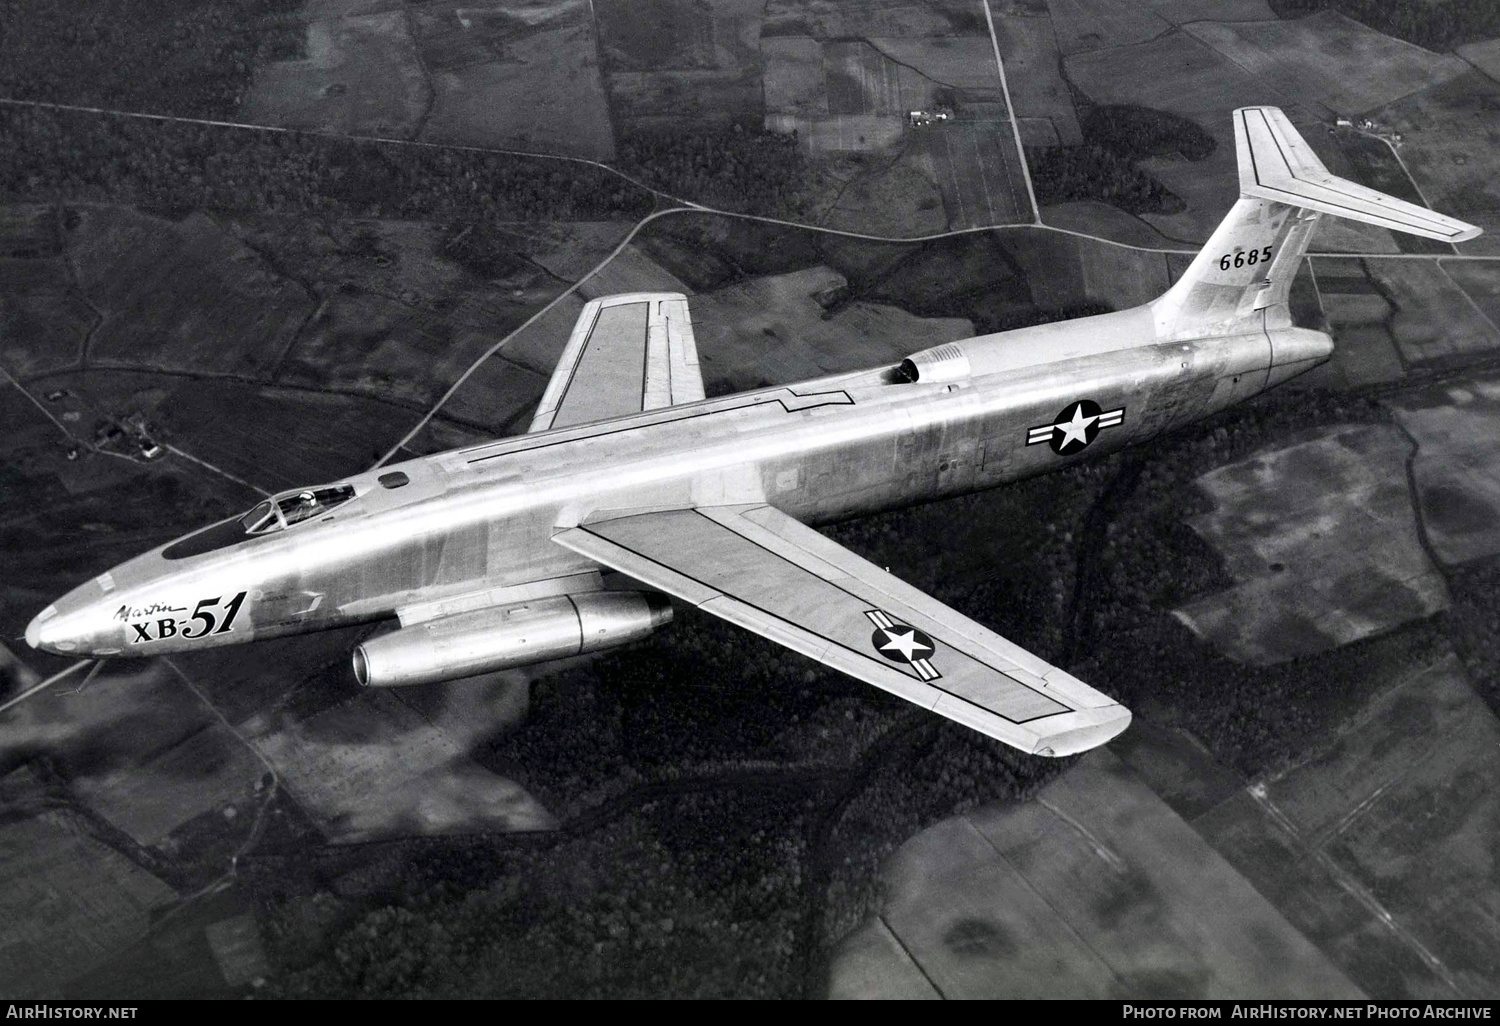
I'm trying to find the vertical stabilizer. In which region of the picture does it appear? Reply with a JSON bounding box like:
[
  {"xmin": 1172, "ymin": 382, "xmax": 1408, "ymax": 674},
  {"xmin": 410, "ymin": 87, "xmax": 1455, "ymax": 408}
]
[{"xmin": 1151, "ymin": 107, "xmax": 1480, "ymax": 342}]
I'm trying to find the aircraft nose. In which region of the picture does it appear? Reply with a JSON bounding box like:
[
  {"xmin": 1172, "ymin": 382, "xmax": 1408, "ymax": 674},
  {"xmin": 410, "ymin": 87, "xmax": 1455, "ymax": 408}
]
[
  {"xmin": 25, "ymin": 607, "xmax": 48, "ymax": 649},
  {"xmin": 25, "ymin": 584, "xmax": 115, "ymax": 656}
]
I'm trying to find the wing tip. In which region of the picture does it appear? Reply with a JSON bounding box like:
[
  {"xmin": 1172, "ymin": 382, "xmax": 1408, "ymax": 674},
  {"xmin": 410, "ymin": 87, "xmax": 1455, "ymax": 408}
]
[{"xmin": 1030, "ymin": 705, "xmax": 1133, "ymax": 758}]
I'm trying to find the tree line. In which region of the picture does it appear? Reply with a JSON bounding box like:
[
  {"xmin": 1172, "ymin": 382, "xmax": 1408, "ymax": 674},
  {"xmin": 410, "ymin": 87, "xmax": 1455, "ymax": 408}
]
[
  {"xmin": 0, "ymin": 106, "xmax": 655, "ymax": 222},
  {"xmin": 1271, "ymin": 0, "xmax": 1500, "ymax": 51}
]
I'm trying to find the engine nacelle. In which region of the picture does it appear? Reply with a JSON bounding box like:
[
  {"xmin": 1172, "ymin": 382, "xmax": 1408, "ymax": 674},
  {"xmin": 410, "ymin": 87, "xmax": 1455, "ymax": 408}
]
[{"xmin": 352, "ymin": 591, "xmax": 672, "ymax": 687}]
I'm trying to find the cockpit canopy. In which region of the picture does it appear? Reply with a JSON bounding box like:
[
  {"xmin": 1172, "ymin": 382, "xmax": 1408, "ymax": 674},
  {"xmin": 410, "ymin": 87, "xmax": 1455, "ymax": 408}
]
[
  {"xmin": 241, "ymin": 484, "xmax": 357, "ymax": 535},
  {"xmin": 163, "ymin": 483, "xmax": 358, "ymax": 560}
]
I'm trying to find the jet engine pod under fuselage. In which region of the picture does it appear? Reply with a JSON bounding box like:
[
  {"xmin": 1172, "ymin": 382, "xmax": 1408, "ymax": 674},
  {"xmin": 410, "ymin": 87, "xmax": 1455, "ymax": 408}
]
[{"xmin": 353, "ymin": 591, "xmax": 673, "ymax": 687}]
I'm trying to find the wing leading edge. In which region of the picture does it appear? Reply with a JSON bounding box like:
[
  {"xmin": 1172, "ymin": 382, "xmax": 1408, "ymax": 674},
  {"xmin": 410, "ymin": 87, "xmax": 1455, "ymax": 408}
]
[
  {"xmin": 530, "ymin": 293, "xmax": 705, "ymax": 433},
  {"xmin": 554, "ymin": 504, "xmax": 1131, "ymax": 756}
]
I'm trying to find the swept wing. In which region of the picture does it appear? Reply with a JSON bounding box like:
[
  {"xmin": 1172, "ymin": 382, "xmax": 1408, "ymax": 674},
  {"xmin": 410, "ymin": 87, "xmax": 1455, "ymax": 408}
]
[{"xmin": 554, "ymin": 504, "xmax": 1131, "ymax": 757}]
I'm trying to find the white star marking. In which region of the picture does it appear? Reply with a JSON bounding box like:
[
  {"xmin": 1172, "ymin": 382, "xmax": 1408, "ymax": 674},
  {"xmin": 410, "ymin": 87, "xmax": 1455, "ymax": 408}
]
[
  {"xmin": 879, "ymin": 627, "xmax": 931, "ymax": 661},
  {"xmin": 1054, "ymin": 404, "xmax": 1098, "ymax": 451}
]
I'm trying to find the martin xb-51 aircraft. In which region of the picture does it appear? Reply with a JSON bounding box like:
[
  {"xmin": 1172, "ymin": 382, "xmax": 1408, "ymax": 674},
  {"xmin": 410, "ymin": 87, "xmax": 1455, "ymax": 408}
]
[{"xmin": 26, "ymin": 109, "xmax": 1481, "ymax": 757}]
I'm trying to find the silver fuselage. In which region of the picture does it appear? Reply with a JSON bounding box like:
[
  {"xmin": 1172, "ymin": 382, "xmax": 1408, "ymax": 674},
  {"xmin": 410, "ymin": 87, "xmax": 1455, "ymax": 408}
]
[{"xmin": 26, "ymin": 310, "xmax": 1331, "ymax": 657}]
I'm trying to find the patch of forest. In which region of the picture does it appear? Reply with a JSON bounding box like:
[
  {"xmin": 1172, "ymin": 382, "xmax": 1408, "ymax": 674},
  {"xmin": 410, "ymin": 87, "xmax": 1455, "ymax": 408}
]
[
  {"xmin": 0, "ymin": 0, "xmax": 304, "ymax": 119},
  {"xmin": 1270, "ymin": 0, "xmax": 1500, "ymax": 52},
  {"xmin": 0, "ymin": 106, "xmax": 655, "ymax": 222},
  {"xmin": 1026, "ymin": 104, "xmax": 1216, "ymax": 216},
  {"xmin": 617, "ymin": 124, "xmax": 816, "ymax": 219}
]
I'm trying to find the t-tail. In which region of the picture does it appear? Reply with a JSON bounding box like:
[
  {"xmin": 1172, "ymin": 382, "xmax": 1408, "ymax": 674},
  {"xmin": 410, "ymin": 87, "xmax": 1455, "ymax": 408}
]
[{"xmin": 1151, "ymin": 106, "xmax": 1481, "ymax": 343}]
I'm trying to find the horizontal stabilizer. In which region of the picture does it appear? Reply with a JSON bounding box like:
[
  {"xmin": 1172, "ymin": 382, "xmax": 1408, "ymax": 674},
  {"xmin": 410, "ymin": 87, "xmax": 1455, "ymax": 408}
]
[{"xmin": 1236, "ymin": 106, "xmax": 1480, "ymax": 243}]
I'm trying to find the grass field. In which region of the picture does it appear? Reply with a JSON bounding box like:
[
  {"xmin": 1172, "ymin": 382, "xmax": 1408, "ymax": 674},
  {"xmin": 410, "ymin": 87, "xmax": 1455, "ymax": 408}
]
[
  {"xmin": 602, "ymin": 0, "xmax": 764, "ymax": 131},
  {"xmin": 1174, "ymin": 424, "xmax": 1445, "ymax": 665},
  {"xmin": 834, "ymin": 749, "xmax": 1360, "ymax": 997},
  {"xmin": 239, "ymin": 12, "xmax": 430, "ymax": 139},
  {"xmin": 1142, "ymin": 0, "xmax": 1275, "ymax": 22},
  {"xmin": 1184, "ymin": 12, "xmax": 1467, "ymax": 116},
  {"xmin": 1306, "ymin": 257, "xmax": 1406, "ymax": 388},
  {"xmin": 918, "ymin": 113, "xmax": 1033, "ymax": 228},
  {"xmin": 77, "ymin": 721, "xmax": 265, "ymax": 848},
  {"xmin": 1045, "ymin": 0, "xmax": 1171, "ymax": 56},
  {"xmin": 1, "ymin": 292, "xmax": 95, "ymax": 379},
  {"xmin": 73, "ymin": 209, "xmax": 313, "ymax": 381},
  {"xmin": 576, "ymin": 244, "xmax": 693, "ymax": 300},
  {"xmin": 1388, "ymin": 377, "xmax": 1500, "ymax": 566},
  {"xmin": 437, "ymin": 351, "xmax": 549, "ymax": 435},
  {"xmin": 416, "ymin": 5, "xmax": 616, "ymax": 160},
  {"xmin": 762, "ymin": 0, "xmax": 986, "ymax": 39},
  {"xmin": 689, "ymin": 265, "xmax": 972, "ymax": 391},
  {"xmin": 1077, "ymin": 240, "xmax": 1171, "ymax": 311},
  {"xmin": 1332, "ymin": 130, "xmax": 1453, "ymax": 256},
  {"xmin": 1374, "ymin": 71, "xmax": 1500, "ymax": 257},
  {"xmin": 152, "ymin": 378, "xmax": 416, "ymax": 491},
  {"xmin": 1441, "ymin": 260, "xmax": 1500, "ymax": 330},
  {"xmin": 762, "ymin": 36, "xmax": 827, "ymax": 116},
  {"xmin": 1198, "ymin": 654, "xmax": 1500, "ymax": 998},
  {"xmin": 1040, "ymin": 200, "xmax": 1183, "ymax": 248},
  {"xmin": 817, "ymin": 150, "xmax": 948, "ymax": 236},
  {"xmin": 983, "ymin": 15, "xmax": 1082, "ymax": 145},
  {"xmin": 1364, "ymin": 260, "xmax": 1500, "ymax": 366},
  {"xmin": 823, "ymin": 40, "xmax": 938, "ymax": 115},
  {"xmin": 593, "ymin": 0, "xmax": 716, "ymax": 71},
  {"xmin": 863, "ymin": 36, "xmax": 1004, "ymax": 96},
  {"xmin": 0, "ymin": 810, "xmax": 177, "ymax": 997}
]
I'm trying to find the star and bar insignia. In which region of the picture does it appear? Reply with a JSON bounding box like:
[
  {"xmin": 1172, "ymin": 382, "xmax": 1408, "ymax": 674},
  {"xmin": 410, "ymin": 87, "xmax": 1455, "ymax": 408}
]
[
  {"xmin": 1026, "ymin": 399, "xmax": 1125, "ymax": 454},
  {"xmin": 865, "ymin": 609, "xmax": 940, "ymax": 681}
]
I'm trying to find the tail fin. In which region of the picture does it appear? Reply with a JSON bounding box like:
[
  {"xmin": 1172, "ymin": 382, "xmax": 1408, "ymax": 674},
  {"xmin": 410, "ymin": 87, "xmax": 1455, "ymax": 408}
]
[{"xmin": 1151, "ymin": 106, "xmax": 1481, "ymax": 342}]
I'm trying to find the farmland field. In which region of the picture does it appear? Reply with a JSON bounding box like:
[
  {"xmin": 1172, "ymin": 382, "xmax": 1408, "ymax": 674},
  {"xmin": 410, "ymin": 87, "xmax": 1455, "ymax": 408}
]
[
  {"xmin": 1374, "ymin": 71, "xmax": 1500, "ymax": 257},
  {"xmin": 71, "ymin": 209, "xmax": 313, "ymax": 381},
  {"xmin": 1388, "ymin": 377, "xmax": 1500, "ymax": 566},
  {"xmin": 1307, "ymin": 257, "xmax": 1406, "ymax": 388},
  {"xmin": 239, "ymin": 12, "xmax": 429, "ymax": 139},
  {"xmin": 0, "ymin": 810, "xmax": 177, "ymax": 997},
  {"xmin": 1174, "ymin": 424, "xmax": 1446, "ymax": 665},
  {"xmin": 1184, "ymin": 13, "xmax": 1467, "ymax": 115},
  {"xmin": 600, "ymin": 0, "xmax": 765, "ymax": 131},
  {"xmin": 1198, "ymin": 655, "xmax": 1500, "ymax": 998},
  {"xmin": 917, "ymin": 113, "xmax": 1033, "ymax": 228},
  {"xmin": 689, "ymin": 265, "xmax": 972, "ymax": 391},
  {"xmin": 414, "ymin": 3, "xmax": 616, "ymax": 160},
  {"xmin": 818, "ymin": 151, "xmax": 948, "ymax": 236},
  {"xmin": 761, "ymin": 0, "xmax": 986, "ymax": 39},
  {"xmin": 833, "ymin": 750, "xmax": 1360, "ymax": 998},
  {"xmin": 1045, "ymin": 0, "xmax": 1170, "ymax": 56},
  {"xmin": 576, "ymin": 244, "xmax": 693, "ymax": 300},
  {"xmin": 1332, "ymin": 131, "xmax": 1452, "ymax": 256},
  {"xmin": 983, "ymin": 15, "xmax": 1081, "ymax": 145},
  {"xmin": 1363, "ymin": 260, "xmax": 1500, "ymax": 366}
]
